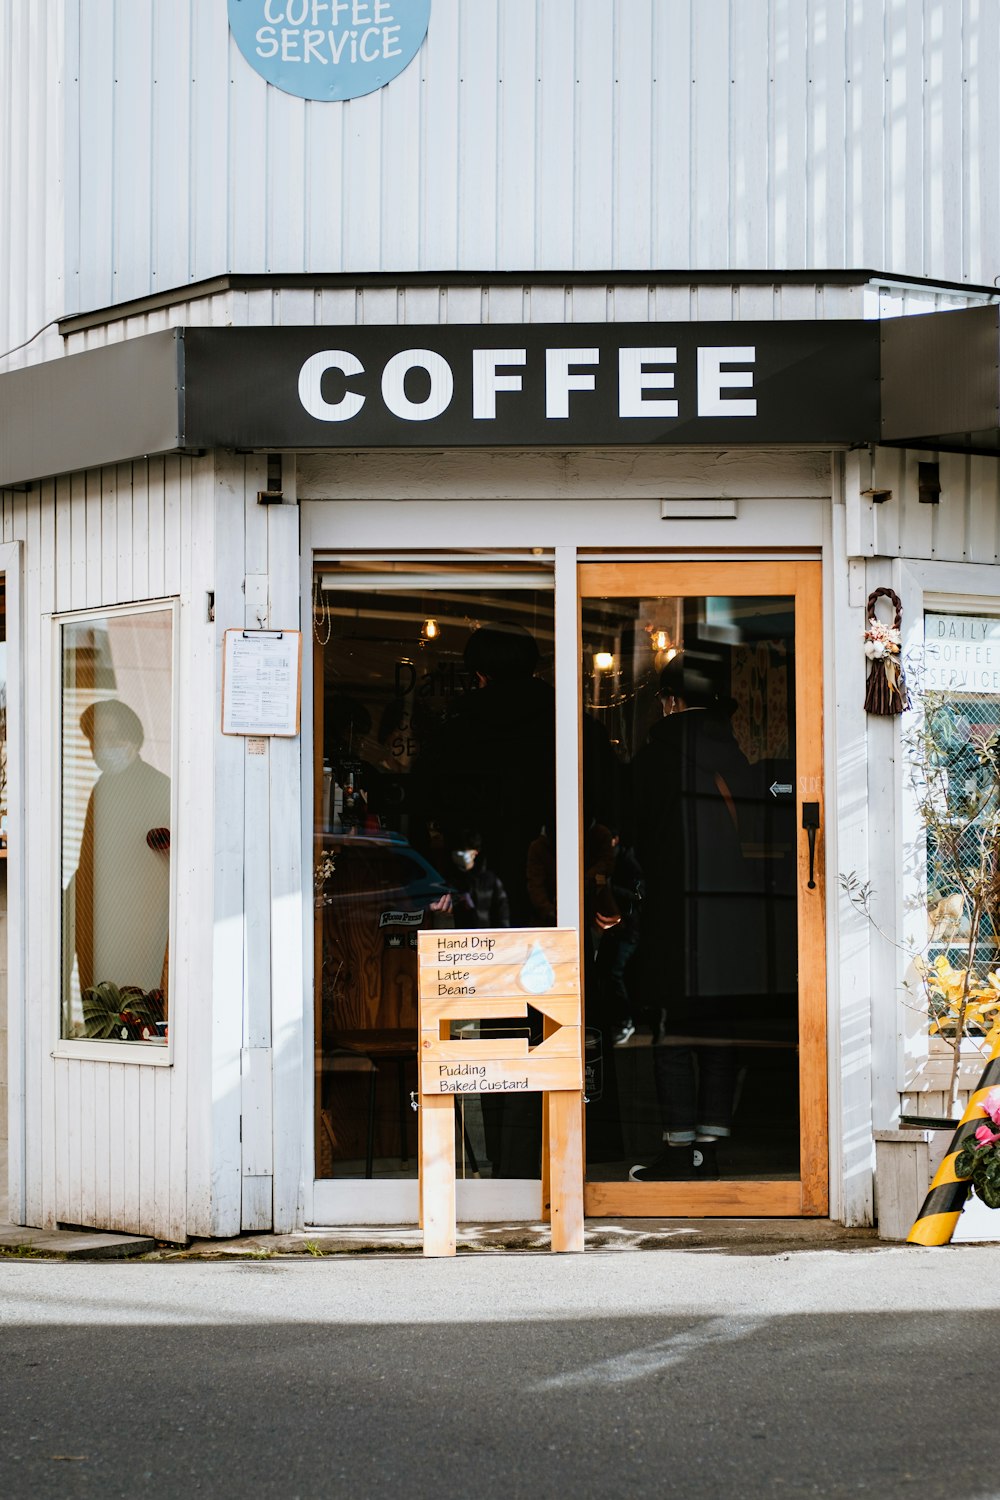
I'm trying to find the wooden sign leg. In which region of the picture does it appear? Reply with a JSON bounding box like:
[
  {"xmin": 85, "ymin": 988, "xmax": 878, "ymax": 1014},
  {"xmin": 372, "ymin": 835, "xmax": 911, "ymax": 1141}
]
[
  {"xmin": 418, "ymin": 1097, "xmax": 424, "ymax": 1230},
  {"xmin": 547, "ymin": 1090, "xmax": 585, "ymax": 1253},
  {"xmin": 540, "ymin": 1094, "xmax": 551, "ymax": 1223},
  {"xmin": 421, "ymin": 1094, "xmax": 456, "ymax": 1257}
]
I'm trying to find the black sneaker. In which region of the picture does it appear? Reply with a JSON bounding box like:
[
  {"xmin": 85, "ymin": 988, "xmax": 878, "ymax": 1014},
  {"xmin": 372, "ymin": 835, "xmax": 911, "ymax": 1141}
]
[
  {"xmin": 613, "ymin": 1020, "xmax": 635, "ymax": 1047},
  {"xmin": 628, "ymin": 1147, "xmax": 694, "ymax": 1182},
  {"xmin": 691, "ymin": 1141, "xmax": 720, "ymax": 1179}
]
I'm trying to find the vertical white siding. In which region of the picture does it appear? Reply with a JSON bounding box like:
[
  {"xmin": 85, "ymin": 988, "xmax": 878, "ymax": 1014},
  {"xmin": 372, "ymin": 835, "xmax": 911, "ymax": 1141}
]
[
  {"xmin": 4, "ymin": 3, "xmax": 999, "ymax": 355},
  {"xmin": 2, "ymin": 454, "xmax": 217, "ymax": 1241},
  {"xmin": 856, "ymin": 447, "xmax": 1000, "ymax": 564},
  {"xmin": 62, "ymin": 274, "xmax": 979, "ymax": 368},
  {"xmin": 209, "ymin": 455, "xmax": 304, "ymax": 1236},
  {"xmin": 0, "ymin": 1, "xmax": 64, "ymax": 367},
  {"xmin": 51, "ymin": 0, "xmax": 1000, "ymax": 315}
]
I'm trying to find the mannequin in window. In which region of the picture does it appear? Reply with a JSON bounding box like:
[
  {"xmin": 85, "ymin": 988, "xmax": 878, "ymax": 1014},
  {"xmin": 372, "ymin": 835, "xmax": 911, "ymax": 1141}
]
[{"xmin": 74, "ymin": 699, "xmax": 171, "ymax": 998}]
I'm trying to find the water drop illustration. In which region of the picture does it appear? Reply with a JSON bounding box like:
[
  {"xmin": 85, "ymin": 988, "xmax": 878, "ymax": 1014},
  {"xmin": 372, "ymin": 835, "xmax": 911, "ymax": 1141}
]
[{"xmin": 518, "ymin": 941, "xmax": 555, "ymax": 996}]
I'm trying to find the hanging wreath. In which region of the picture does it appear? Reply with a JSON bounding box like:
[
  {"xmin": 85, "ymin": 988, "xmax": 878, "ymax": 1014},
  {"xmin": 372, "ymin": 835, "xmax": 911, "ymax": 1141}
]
[{"xmin": 864, "ymin": 587, "xmax": 909, "ymax": 715}]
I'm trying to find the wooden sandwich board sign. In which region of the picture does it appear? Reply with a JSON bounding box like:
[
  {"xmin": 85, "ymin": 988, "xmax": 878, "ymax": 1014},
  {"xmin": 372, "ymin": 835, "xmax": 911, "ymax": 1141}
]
[{"xmin": 417, "ymin": 928, "xmax": 584, "ymax": 1257}]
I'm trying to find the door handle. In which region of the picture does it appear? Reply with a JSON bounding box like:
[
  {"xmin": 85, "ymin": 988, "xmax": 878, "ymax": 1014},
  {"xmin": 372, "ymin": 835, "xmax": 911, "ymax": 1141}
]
[{"xmin": 802, "ymin": 802, "xmax": 820, "ymax": 889}]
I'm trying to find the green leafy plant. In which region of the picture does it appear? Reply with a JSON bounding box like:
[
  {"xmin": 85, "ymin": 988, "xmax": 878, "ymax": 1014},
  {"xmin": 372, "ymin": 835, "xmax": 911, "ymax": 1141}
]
[{"xmin": 81, "ymin": 981, "xmax": 164, "ymax": 1041}]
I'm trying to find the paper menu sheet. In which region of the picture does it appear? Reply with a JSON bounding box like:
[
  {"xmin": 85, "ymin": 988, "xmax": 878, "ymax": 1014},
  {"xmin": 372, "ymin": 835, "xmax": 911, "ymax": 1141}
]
[{"xmin": 222, "ymin": 629, "xmax": 302, "ymax": 736}]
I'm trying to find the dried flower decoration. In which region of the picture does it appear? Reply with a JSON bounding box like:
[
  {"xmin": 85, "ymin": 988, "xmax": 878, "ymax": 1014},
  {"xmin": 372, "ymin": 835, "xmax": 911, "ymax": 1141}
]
[{"xmin": 864, "ymin": 587, "xmax": 909, "ymax": 715}]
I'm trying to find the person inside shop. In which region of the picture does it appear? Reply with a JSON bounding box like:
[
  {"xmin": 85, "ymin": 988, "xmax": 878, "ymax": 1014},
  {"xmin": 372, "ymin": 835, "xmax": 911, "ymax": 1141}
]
[
  {"xmin": 74, "ymin": 698, "xmax": 171, "ymax": 999},
  {"xmin": 428, "ymin": 828, "xmax": 511, "ymax": 928},
  {"xmin": 593, "ymin": 828, "xmax": 644, "ymax": 1048},
  {"xmin": 628, "ymin": 653, "xmax": 750, "ymax": 1182}
]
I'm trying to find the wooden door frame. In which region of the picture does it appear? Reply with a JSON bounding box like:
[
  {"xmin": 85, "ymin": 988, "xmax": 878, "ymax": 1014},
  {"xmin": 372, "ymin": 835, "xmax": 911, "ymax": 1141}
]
[{"xmin": 579, "ymin": 560, "xmax": 828, "ymax": 1218}]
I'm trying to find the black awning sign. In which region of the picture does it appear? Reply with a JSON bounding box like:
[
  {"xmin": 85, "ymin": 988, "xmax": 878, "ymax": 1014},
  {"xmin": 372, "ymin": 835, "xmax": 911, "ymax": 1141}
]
[{"xmin": 181, "ymin": 320, "xmax": 880, "ymax": 448}]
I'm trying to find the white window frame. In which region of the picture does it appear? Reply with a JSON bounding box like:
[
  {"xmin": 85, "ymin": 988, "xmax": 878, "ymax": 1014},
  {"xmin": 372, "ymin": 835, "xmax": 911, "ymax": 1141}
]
[
  {"xmin": 896, "ymin": 561, "xmax": 1000, "ymax": 1092},
  {"xmin": 50, "ymin": 597, "xmax": 181, "ymax": 1066},
  {"xmin": 298, "ymin": 492, "xmax": 831, "ymax": 1226},
  {"xmin": 302, "ymin": 542, "xmax": 570, "ymax": 1223}
]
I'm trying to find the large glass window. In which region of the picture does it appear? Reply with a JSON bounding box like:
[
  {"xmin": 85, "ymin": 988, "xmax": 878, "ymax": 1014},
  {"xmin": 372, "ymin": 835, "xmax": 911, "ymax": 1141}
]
[
  {"xmin": 918, "ymin": 610, "xmax": 1000, "ymax": 1040},
  {"xmin": 60, "ymin": 606, "xmax": 174, "ymax": 1045},
  {"xmin": 313, "ymin": 558, "xmax": 555, "ymax": 1181}
]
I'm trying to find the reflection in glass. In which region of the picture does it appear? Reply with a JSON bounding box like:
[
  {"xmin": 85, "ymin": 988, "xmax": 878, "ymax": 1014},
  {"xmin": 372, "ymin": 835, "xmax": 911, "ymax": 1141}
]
[
  {"xmin": 920, "ymin": 613, "xmax": 1000, "ymax": 1018},
  {"xmin": 314, "ymin": 564, "xmax": 555, "ymax": 1181},
  {"xmin": 582, "ymin": 593, "xmax": 799, "ymax": 1184},
  {"xmin": 60, "ymin": 609, "xmax": 173, "ymax": 1043}
]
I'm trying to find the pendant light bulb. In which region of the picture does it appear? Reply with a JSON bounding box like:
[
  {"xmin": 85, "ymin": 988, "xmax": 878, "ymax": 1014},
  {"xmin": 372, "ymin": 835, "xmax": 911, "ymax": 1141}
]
[{"xmin": 422, "ymin": 618, "xmax": 439, "ymax": 641}]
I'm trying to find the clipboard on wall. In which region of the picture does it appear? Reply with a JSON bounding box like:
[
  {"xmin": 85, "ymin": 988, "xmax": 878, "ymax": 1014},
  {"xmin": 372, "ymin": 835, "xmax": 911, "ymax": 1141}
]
[{"xmin": 221, "ymin": 628, "xmax": 303, "ymax": 736}]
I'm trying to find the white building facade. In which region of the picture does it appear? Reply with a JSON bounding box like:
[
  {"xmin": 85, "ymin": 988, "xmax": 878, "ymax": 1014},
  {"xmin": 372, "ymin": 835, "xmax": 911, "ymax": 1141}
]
[{"xmin": 2, "ymin": 1, "xmax": 1000, "ymax": 1240}]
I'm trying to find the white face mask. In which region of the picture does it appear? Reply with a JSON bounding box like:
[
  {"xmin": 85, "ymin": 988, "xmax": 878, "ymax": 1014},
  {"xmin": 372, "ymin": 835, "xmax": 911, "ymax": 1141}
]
[
  {"xmin": 94, "ymin": 744, "xmax": 137, "ymax": 775},
  {"xmin": 451, "ymin": 849, "xmax": 477, "ymax": 872}
]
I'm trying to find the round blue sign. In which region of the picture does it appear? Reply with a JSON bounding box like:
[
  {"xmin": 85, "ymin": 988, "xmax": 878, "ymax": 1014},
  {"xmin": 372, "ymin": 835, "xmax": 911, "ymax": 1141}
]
[{"xmin": 228, "ymin": 1, "xmax": 431, "ymax": 102}]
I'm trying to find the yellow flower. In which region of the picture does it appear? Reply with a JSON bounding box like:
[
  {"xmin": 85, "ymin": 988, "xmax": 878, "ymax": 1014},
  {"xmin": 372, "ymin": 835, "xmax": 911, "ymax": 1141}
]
[{"xmin": 919, "ymin": 958, "xmax": 1000, "ymax": 1039}]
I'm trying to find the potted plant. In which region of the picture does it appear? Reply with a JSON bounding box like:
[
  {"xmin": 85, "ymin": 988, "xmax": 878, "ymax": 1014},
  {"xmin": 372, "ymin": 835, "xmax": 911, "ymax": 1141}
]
[{"xmin": 81, "ymin": 981, "xmax": 165, "ymax": 1042}]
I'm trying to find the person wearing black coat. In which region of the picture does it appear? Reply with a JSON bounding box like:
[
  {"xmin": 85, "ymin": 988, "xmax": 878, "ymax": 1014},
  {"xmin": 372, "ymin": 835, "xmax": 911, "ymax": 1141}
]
[
  {"xmin": 432, "ymin": 831, "xmax": 511, "ymax": 929},
  {"xmin": 595, "ymin": 836, "xmax": 644, "ymax": 1045}
]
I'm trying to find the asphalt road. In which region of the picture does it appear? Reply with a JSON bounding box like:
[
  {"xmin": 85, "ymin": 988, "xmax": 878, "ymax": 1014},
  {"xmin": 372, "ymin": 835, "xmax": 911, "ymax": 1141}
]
[{"xmin": 2, "ymin": 1245, "xmax": 999, "ymax": 1499}]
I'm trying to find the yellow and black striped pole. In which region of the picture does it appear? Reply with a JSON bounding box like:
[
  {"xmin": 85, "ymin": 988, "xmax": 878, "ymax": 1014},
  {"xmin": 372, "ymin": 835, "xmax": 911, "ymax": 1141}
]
[{"xmin": 907, "ymin": 1046, "xmax": 1000, "ymax": 1246}]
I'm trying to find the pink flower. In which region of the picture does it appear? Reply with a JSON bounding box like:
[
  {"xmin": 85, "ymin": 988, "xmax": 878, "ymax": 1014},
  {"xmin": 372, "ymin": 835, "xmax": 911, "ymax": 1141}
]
[
  {"xmin": 981, "ymin": 1087, "xmax": 1000, "ymax": 1127},
  {"xmin": 974, "ymin": 1123, "xmax": 1000, "ymax": 1146}
]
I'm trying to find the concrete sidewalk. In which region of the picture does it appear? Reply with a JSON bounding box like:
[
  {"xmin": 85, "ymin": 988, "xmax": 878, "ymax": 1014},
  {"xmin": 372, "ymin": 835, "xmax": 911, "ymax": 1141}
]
[
  {"xmin": 1, "ymin": 1136, "xmax": 893, "ymax": 1260},
  {"xmin": 0, "ymin": 1213, "xmax": 887, "ymax": 1261},
  {"xmin": 171, "ymin": 1217, "xmax": 885, "ymax": 1259}
]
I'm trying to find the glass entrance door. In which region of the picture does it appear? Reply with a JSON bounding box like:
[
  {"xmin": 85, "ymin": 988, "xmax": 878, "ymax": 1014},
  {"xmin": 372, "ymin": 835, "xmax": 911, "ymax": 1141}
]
[
  {"xmin": 579, "ymin": 562, "xmax": 827, "ymax": 1216},
  {"xmin": 312, "ymin": 555, "xmax": 557, "ymax": 1220}
]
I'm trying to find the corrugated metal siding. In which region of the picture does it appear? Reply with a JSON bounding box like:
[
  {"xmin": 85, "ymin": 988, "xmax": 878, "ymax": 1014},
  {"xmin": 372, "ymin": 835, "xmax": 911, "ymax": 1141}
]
[
  {"xmin": 55, "ymin": 0, "xmax": 1000, "ymax": 313},
  {"xmin": 0, "ymin": 2, "xmax": 65, "ymax": 367}
]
